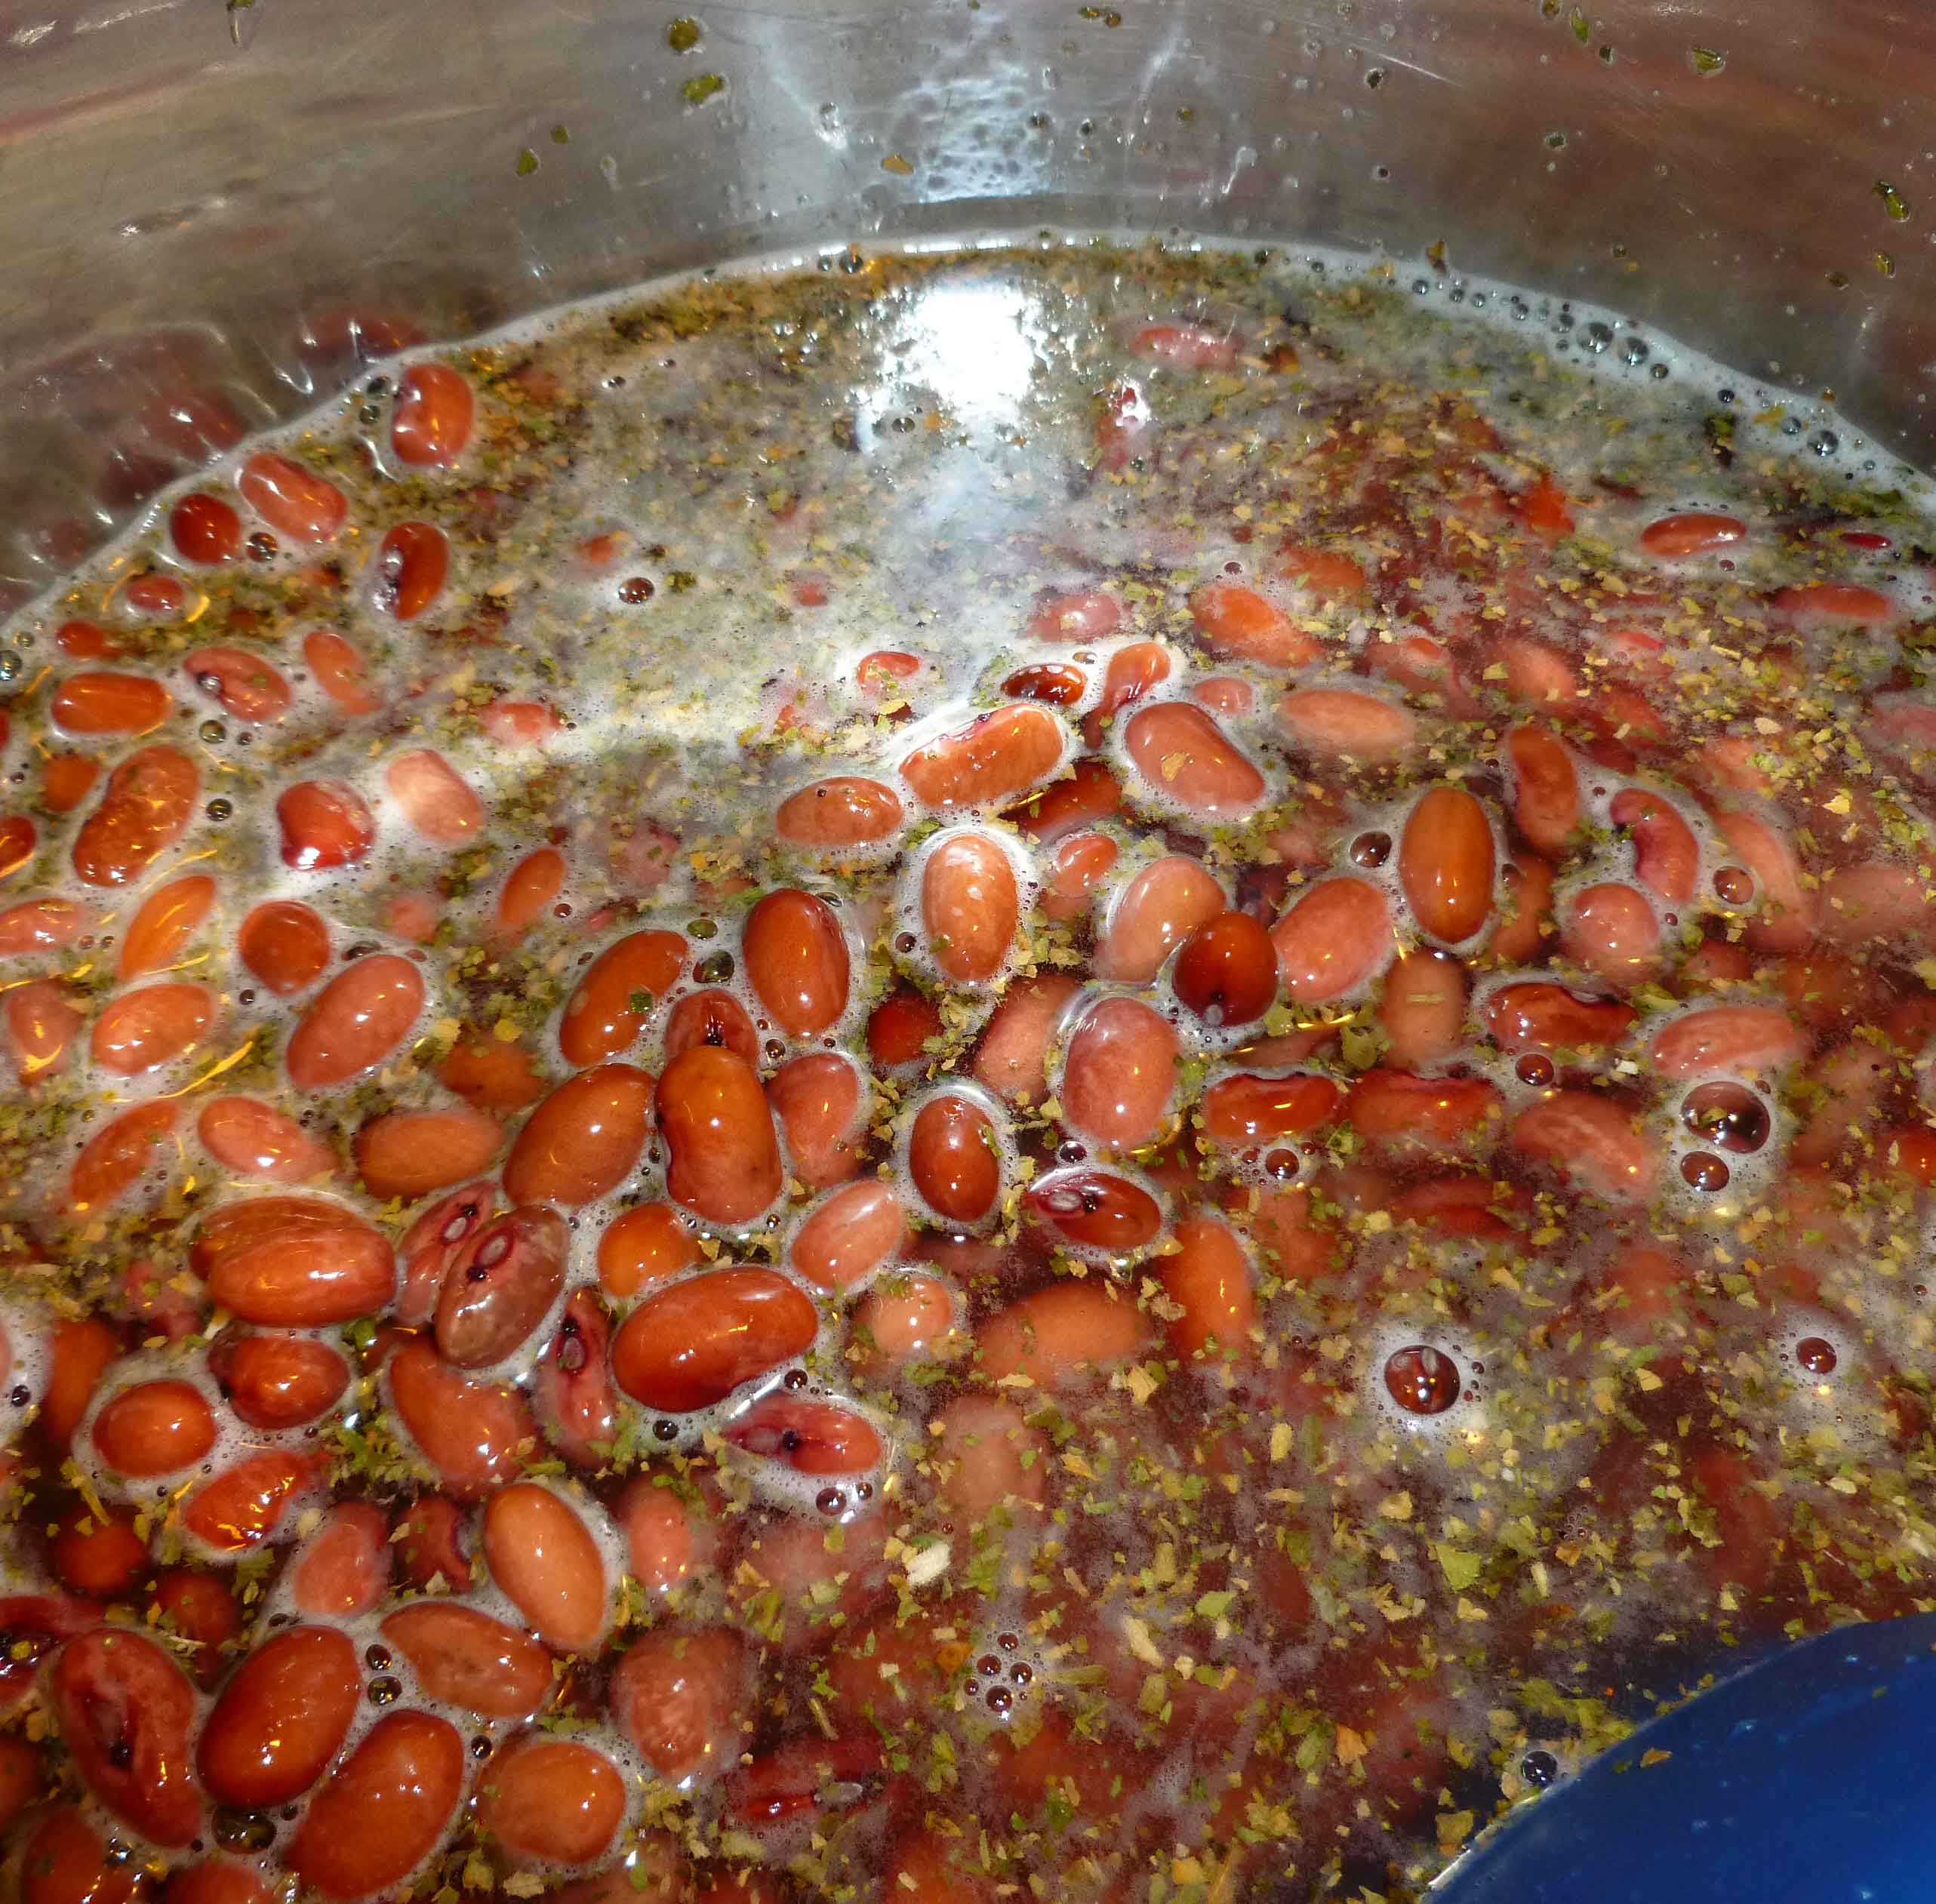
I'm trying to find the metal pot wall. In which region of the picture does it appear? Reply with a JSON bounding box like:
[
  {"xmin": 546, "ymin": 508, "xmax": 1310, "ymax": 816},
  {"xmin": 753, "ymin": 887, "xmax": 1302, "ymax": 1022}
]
[{"xmin": 0, "ymin": 0, "xmax": 1930, "ymax": 606}]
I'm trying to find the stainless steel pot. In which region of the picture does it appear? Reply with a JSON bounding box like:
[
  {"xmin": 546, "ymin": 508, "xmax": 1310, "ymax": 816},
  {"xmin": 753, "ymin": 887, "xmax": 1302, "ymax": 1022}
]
[{"xmin": 0, "ymin": 0, "xmax": 1928, "ymax": 608}]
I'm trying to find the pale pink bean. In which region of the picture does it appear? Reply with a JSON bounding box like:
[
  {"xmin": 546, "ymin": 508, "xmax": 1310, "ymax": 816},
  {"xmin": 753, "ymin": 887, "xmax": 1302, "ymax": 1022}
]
[
  {"xmin": 1610, "ymin": 789, "xmax": 1699, "ymax": 904},
  {"xmin": 1648, "ymin": 1005, "xmax": 1808, "ymax": 1079},
  {"xmin": 1270, "ymin": 878, "xmax": 1393, "ymax": 1002},
  {"xmin": 1709, "ymin": 807, "xmax": 1816, "ymax": 952},
  {"xmin": 198, "ymin": 1097, "xmax": 335, "ymax": 1182},
  {"xmin": 1122, "ymin": 702, "xmax": 1267, "ymax": 817},
  {"xmin": 1816, "ymin": 863, "xmax": 1929, "ymax": 945},
  {"xmin": 1377, "ymin": 952, "xmax": 1468, "ymax": 1069},
  {"xmin": 1511, "ymin": 1091, "xmax": 1656, "ymax": 1204},
  {"xmin": 1059, "ymin": 995, "xmax": 1177, "ymax": 1150},
  {"xmin": 1276, "ymin": 687, "xmax": 1415, "ymax": 760},
  {"xmin": 1560, "ymin": 881, "xmax": 1661, "ymax": 988},
  {"xmin": 1094, "ymin": 855, "xmax": 1224, "ymax": 982}
]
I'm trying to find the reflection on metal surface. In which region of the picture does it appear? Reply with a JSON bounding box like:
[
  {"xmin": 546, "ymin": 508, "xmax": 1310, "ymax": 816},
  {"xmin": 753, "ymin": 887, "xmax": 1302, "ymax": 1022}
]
[{"xmin": 0, "ymin": 0, "xmax": 1931, "ymax": 594}]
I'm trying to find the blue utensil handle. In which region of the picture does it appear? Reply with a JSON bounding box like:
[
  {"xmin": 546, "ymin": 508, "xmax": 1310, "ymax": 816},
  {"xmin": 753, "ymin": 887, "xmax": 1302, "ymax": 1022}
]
[{"xmin": 1434, "ymin": 1612, "xmax": 1936, "ymax": 1902}]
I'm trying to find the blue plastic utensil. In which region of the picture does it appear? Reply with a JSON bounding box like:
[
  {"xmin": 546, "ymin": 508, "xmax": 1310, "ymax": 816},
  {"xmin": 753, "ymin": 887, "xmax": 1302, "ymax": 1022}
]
[{"xmin": 1433, "ymin": 1612, "xmax": 1936, "ymax": 1903}]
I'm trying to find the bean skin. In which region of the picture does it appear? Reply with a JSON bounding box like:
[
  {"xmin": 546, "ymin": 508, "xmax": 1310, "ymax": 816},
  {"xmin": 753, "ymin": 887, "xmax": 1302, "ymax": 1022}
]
[
  {"xmin": 285, "ymin": 952, "xmax": 424, "ymax": 1089},
  {"xmin": 790, "ymin": 1179, "xmax": 907, "ymax": 1290},
  {"xmin": 1094, "ymin": 855, "xmax": 1224, "ymax": 983},
  {"xmin": 476, "ymin": 1736, "xmax": 625, "ymax": 1869},
  {"xmin": 901, "ymin": 705, "xmax": 1066, "ymax": 809},
  {"xmin": 608, "ymin": 1628, "xmax": 748, "ymax": 1783},
  {"xmin": 1059, "ymin": 995, "xmax": 1177, "ymax": 1150},
  {"xmin": 503, "ymin": 1063, "xmax": 654, "ymax": 1207},
  {"xmin": 380, "ymin": 1602, "xmax": 556, "ymax": 1718},
  {"xmin": 385, "ymin": 1337, "xmax": 537, "ymax": 1500},
  {"xmin": 1398, "ymin": 786, "xmax": 1494, "ymax": 943},
  {"xmin": 190, "ymin": 1195, "xmax": 394, "ymax": 1326},
  {"xmin": 919, "ymin": 832, "xmax": 1020, "ymax": 984},
  {"xmin": 906, "ymin": 1093, "xmax": 1002, "ymax": 1223},
  {"xmin": 435, "ymin": 1205, "xmax": 568, "ymax": 1367},
  {"xmin": 559, "ymin": 928, "xmax": 686, "ymax": 1065},
  {"xmin": 977, "ymin": 1282, "xmax": 1153, "ymax": 1386},
  {"xmin": 1123, "ymin": 701, "xmax": 1267, "ymax": 817},
  {"xmin": 50, "ymin": 1627, "xmax": 205, "ymax": 1845}
]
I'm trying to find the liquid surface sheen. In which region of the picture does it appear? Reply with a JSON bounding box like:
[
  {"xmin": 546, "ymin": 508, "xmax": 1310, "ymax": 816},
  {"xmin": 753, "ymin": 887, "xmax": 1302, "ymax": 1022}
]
[{"xmin": 1, "ymin": 241, "xmax": 1934, "ymax": 1903}]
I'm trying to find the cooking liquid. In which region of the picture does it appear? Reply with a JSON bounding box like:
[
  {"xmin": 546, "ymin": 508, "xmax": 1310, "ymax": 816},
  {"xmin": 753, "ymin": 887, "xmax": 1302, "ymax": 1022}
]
[{"xmin": 2, "ymin": 240, "xmax": 1936, "ymax": 1902}]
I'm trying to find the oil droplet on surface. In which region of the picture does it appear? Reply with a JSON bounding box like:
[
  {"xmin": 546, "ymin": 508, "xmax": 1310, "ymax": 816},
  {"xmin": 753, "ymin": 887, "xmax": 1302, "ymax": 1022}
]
[
  {"xmin": 1680, "ymin": 1081, "xmax": 1770, "ymax": 1155},
  {"xmin": 1795, "ymin": 1336, "xmax": 1837, "ymax": 1376}
]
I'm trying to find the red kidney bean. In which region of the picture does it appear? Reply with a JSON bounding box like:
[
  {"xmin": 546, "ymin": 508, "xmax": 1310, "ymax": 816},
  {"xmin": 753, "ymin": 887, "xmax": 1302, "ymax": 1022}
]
[
  {"xmin": 1160, "ymin": 1216, "xmax": 1254, "ymax": 1361},
  {"xmin": 1023, "ymin": 1167, "xmax": 1162, "ymax": 1251},
  {"xmin": 1560, "ymin": 881, "xmax": 1662, "ymax": 986},
  {"xmin": 72, "ymin": 746, "xmax": 198, "ymax": 887},
  {"xmin": 375, "ymin": 520, "xmax": 448, "ymax": 620},
  {"xmin": 389, "ymin": 1335, "xmax": 535, "ymax": 1496},
  {"xmin": 1173, "ymin": 910, "xmax": 1277, "ymax": 1026},
  {"xmin": 39, "ymin": 1318, "xmax": 121, "ymax": 1450},
  {"xmin": 494, "ymin": 845, "xmax": 566, "ymax": 938},
  {"xmin": 199, "ymin": 1624, "xmax": 359, "ymax": 1807},
  {"xmin": 51, "ymin": 670, "xmax": 173, "ymax": 737},
  {"xmin": 235, "ymin": 899, "xmax": 329, "ymax": 994},
  {"xmin": 660, "ymin": 1045, "xmax": 782, "ymax": 1223},
  {"xmin": 380, "ymin": 1601, "xmax": 555, "ymax": 1718},
  {"xmin": 238, "ymin": 451, "xmax": 346, "ymax": 543},
  {"xmin": 1377, "ymin": 950, "xmax": 1467, "ymax": 1067},
  {"xmin": 0, "ymin": 812, "xmax": 34, "ymax": 882},
  {"xmin": 774, "ymin": 776, "xmax": 905, "ymax": 856},
  {"xmin": 1040, "ymin": 829, "xmax": 1116, "ymax": 921},
  {"xmin": 1648, "ymin": 1004, "xmax": 1808, "ymax": 1078},
  {"xmin": 850, "ymin": 1272, "xmax": 962, "ymax": 1376},
  {"xmin": 1504, "ymin": 725, "xmax": 1578, "ymax": 857},
  {"xmin": 1277, "ymin": 687, "xmax": 1416, "ymax": 760},
  {"xmin": 482, "ymin": 1481, "xmax": 608, "ymax": 1653},
  {"xmin": 391, "ymin": 362, "xmax": 475, "ymax": 466},
  {"xmin": 354, "ymin": 1103, "xmax": 501, "ymax": 1200},
  {"xmin": 384, "ymin": 749, "xmax": 482, "ymax": 846},
  {"xmin": 663, "ymin": 987, "xmax": 761, "ymax": 1066},
  {"xmin": 1483, "ymin": 980, "xmax": 1634, "ymax": 1053},
  {"xmin": 1709, "ymin": 805, "xmax": 1816, "ymax": 952},
  {"xmin": 1199, "ymin": 1071, "xmax": 1340, "ymax": 1148},
  {"xmin": 1004, "ymin": 660, "xmax": 1088, "ymax": 706},
  {"xmin": 979, "ymin": 1282, "xmax": 1153, "ymax": 1386},
  {"xmin": 743, "ymin": 888, "xmax": 849, "ymax": 1035},
  {"xmin": 560, "ymin": 928, "xmax": 686, "ymax": 1065},
  {"xmin": 611, "ymin": 1268, "xmax": 818, "ymax": 1411},
  {"xmin": 208, "ymin": 1326, "xmax": 349, "ymax": 1431},
  {"xmin": 117, "ymin": 873, "xmax": 215, "ymax": 981},
  {"xmin": 286, "ymin": 1710, "xmax": 464, "ymax": 1899},
  {"xmin": 91, "ymin": 1378, "xmax": 217, "ymax": 1478},
  {"xmin": 182, "ymin": 1450, "xmax": 322, "ymax": 1552},
  {"xmin": 1189, "ymin": 579, "xmax": 1321, "ymax": 668},
  {"xmin": 435, "ymin": 1204, "xmax": 568, "ymax": 1366},
  {"xmin": 277, "ymin": 777, "xmax": 374, "ymax": 872},
  {"xmin": 1510, "ymin": 1090, "xmax": 1656, "ymax": 1204},
  {"xmin": 791, "ymin": 1179, "xmax": 906, "ymax": 1290},
  {"xmin": 901, "ymin": 704, "xmax": 1065, "ymax": 808},
  {"xmin": 534, "ymin": 1290, "xmax": 617, "ymax": 1465},
  {"xmin": 609, "ymin": 1628, "xmax": 747, "ymax": 1784},
  {"xmin": 503, "ymin": 1063, "xmax": 654, "ymax": 1207},
  {"xmin": 304, "ymin": 628, "xmax": 382, "ymax": 715},
  {"xmin": 85, "ymin": 1115, "xmax": 171, "ymax": 1216},
  {"xmin": 169, "ymin": 491, "xmax": 242, "ymax": 564},
  {"xmin": 1345, "ymin": 1069, "xmax": 1503, "ymax": 1153},
  {"xmin": 920, "ymin": 833, "xmax": 1020, "ymax": 984},
  {"xmin": 285, "ymin": 1498, "xmax": 391, "ymax": 1620},
  {"xmin": 1005, "ymin": 755, "xmax": 1122, "ymax": 842},
  {"xmin": 1124, "ymin": 700, "xmax": 1267, "ymax": 817},
  {"xmin": 1639, "ymin": 511, "xmax": 1746, "ymax": 556},
  {"xmin": 1060, "ymin": 995, "xmax": 1177, "ymax": 1149},
  {"xmin": 195, "ymin": 1095, "xmax": 332, "ymax": 1184},
  {"xmin": 727, "ymin": 1394, "xmax": 882, "ymax": 1474},
  {"xmin": 48, "ymin": 1504, "xmax": 147, "ymax": 1599},
  {"xmin": 1399, "ymin": 786, "xmax": 1494, "ymax": 943},
  {"xmin": 8, "ymin": 980, "xmax": 81, "ymax": 1084},
  {"xmin": 90, "ymin": 981, "xmax": 213, "ymax": 1075},
  {"xmin": 20, "ymin": 1809, "xmax": 144, "ymax": 1904},
  {"xmin": 1095, "ymin": 854, "xmax": 1224, "ymax": 982},
  {"xmin": 1610, "ymin": 787, "xmax": 1698, "ymax": 902},
  {"xmin": 768, "ymin": 1050, "xmax": 865, "ymax": 1188},
  {"xmin": 478, "ymin": 1735, "xmax": 625, "ymax": 1869},
  {"xmin": 167, "ymin": 1862, "xmax": 276, "ymax": 1904},
  {"xmin": 1271, "ymin": 877, "xmax": 1393, "ymax": 1001},
  {"xmin": 908, "ymin": 1092, "xmax": 1002, "ymax": 1222},
  {"xmin": 1028, "ymin": 589, "xmax": 1123, "ymax": 643},
  {"xmin": 971, "ymin": 973, "xmax": 1082, "ymax": 1104},
  {"xmin": 596, "ymin": 1200, "xmax": 699, "ymax": 1298},
  {"xmin": 51, "ymin": 1627, "xmax": 203, "ymax": 1844},
  {"xmin": 286, "ymin": 952, "xmax": 425, "ymax": 1089},
  {"xmin": 183, "ymin": 646, "xmax": 291, "ymax": 724},
  {"xmin": 191, "ymin": 1195, "xmax": 394, "ymax": 1325},
  {"xmin": 0, "ymin": 896, "xmax": 94, "ymax": 954}
]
